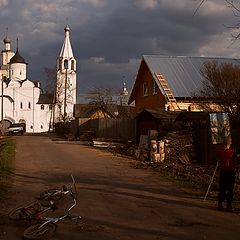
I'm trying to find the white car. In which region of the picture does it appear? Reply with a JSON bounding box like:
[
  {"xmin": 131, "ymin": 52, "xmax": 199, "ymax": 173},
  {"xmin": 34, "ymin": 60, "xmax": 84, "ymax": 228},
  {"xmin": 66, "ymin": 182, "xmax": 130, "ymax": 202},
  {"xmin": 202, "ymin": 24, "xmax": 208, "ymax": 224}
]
[{"xmin": 8, "ymin": 123, "xmax": 24, "ymax": 135}]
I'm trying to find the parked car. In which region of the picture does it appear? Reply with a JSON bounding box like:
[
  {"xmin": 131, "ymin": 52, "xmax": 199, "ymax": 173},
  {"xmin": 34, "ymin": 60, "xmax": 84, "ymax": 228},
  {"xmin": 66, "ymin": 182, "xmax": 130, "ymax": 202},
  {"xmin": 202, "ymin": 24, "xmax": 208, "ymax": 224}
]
[{"xmin": 8, "ymin": 123, "xmax": 24, "ymax": 135}]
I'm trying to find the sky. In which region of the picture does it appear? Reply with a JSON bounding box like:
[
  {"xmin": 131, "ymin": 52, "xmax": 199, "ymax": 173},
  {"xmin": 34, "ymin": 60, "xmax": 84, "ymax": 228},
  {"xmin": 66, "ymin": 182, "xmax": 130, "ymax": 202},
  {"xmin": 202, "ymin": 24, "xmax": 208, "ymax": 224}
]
[{"xmin": 0, "ymin": 0, "xmax": 239, "ymax": 102}]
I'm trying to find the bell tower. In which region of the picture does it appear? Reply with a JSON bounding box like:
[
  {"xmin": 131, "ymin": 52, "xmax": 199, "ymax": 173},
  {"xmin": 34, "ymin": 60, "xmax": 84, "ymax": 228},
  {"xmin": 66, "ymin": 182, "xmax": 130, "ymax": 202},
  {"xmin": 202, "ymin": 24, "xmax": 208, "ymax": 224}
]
[
  {"xmin": 1, "ymin": 29, "xmax": 15, "ymax": 78},
  {"xmin": 56, "ymin": 25, "xmax": 77, "ymax": 122}
]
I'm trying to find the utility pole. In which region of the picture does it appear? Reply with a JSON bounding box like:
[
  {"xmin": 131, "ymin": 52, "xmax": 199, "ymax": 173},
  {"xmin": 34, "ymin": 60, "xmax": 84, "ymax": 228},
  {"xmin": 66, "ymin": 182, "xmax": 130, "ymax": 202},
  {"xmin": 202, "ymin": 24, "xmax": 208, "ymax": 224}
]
[
  {"xmin": 63, "ymin": 60, "xmax": 68, "ymax": 122},
  {"xmin": 1, "ymin": 75, "xmax": 4, "ymax": 135}
]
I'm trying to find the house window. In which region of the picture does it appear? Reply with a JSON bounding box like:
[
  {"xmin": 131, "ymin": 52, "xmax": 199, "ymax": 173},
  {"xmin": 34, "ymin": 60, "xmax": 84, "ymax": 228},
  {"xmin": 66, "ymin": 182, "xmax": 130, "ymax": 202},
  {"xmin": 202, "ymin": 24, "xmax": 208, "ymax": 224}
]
[
  {"xmin": 20, "ymin": 102, "xmax": 23, "ymax": 109},
  {"xmin": 143, "ymin": 82, "xmax": 148, "ymax": 96},
  {"xmin": 49, "ymin": 105, "xmax": 52, "ymax": 110},
  {"xmin": 41, "ymin": 105, "xmax": 44, "ymax": 110},
  {"xmin": 41, "ymin": 125, "xmax": 43, "ymax": 129},
  {"xmin": 28, "ymin": 102, "xmax": 31, "ymax": 109},
  {"xmin": 20, "ymin": 71, "xmax": 22, "ymax": 75},
  {"xmin": 152, "ymin": 80, "xmax": 158, "ymax": 95}
]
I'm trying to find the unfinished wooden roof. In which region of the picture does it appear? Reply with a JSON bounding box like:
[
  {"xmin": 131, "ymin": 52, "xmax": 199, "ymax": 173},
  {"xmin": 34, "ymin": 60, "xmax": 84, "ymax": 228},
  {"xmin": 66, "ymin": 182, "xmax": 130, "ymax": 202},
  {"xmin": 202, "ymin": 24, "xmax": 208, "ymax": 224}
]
[{"xmin": 142, "ymin": 55, "xmax": 240, "ymax": 98}]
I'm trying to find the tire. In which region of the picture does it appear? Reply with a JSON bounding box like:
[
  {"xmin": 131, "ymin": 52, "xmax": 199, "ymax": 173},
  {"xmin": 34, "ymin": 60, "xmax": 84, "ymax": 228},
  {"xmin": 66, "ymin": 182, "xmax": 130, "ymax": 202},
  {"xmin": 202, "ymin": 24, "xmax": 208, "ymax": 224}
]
[
  {"xmin": 23, "ymin": 222, "xmax": 57, "ymax": 240},
  {"xmin": 37, "ymin": 189, "xmax": 63, "ymax": 207},
  {"xmin": 8, "ymin": 207, "xmax": 30, "ymax": 221}
]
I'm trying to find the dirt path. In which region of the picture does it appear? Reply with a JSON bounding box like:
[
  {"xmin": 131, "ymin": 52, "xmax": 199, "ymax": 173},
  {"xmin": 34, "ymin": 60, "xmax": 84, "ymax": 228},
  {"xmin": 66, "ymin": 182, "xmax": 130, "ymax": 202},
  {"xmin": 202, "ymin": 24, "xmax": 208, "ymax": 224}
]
[{"xmin": 1, "ymin": 135, "xmax": 240, "ymax": 240}]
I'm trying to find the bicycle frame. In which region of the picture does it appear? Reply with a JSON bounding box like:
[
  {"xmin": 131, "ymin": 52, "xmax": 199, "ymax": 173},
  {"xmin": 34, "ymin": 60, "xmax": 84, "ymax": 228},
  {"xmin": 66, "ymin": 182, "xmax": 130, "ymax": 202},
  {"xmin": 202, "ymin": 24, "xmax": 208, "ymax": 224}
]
[
  {"xmin": 24, "ymin": 175, "xmax": 81, "ymax": 233},
  {"xmin": 37, "ymin": 186, "xmax": 81, "ymax": 229}
]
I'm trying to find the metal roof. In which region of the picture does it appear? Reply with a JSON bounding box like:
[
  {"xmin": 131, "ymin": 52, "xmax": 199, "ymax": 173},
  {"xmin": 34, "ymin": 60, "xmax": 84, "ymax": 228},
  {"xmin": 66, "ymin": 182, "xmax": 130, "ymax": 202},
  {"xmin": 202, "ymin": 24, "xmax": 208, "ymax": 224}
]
[
  {"xmin": 134, "ymin": 108, "xmax": 178, "ymax": 120},
  {"xmin": 143, "ymin": 55, "xmax": 240, "ymax": 98},
  {"xmin": 37, "ymin": 93, "xmax": 54, "ymax": 104}
]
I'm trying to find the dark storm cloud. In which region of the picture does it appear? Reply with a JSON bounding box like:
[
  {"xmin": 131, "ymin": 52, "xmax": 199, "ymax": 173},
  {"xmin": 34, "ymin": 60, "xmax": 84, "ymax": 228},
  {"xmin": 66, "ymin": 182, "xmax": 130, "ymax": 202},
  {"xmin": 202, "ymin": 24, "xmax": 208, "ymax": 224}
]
[{"xmin": 0, "ymin": 0, "xmax": 236, "ymax": 99}]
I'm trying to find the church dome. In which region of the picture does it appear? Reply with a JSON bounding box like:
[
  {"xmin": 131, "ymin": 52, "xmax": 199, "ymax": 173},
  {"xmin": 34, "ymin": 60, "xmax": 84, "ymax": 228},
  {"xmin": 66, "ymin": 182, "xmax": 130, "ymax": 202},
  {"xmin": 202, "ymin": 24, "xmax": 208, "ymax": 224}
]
[
  {"xmin": 3, "ymin": 35, "xmax": 11, "ymax": 44},
  {"xmin": 9, "ymin": 50, "xmax": 27, "ymax": 64},
  {"xmin": 64, "ymin": 25, "xmax": 70, "ymax": 32}
]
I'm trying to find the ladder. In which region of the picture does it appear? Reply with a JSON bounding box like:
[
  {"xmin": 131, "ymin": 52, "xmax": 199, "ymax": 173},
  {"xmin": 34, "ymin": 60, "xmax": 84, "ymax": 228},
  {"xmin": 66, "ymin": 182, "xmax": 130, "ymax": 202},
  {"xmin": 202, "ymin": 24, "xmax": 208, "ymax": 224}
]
[{"xmin": 155, "ymin": 72, "xmax": 180, "ymax": 111}]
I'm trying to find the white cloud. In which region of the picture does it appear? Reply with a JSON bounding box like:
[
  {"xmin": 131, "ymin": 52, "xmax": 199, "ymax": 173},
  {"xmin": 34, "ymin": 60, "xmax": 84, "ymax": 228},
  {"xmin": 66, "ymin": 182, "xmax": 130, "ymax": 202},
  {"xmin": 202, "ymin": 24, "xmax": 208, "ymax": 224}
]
[
  {"xmin": 0, "ymin": 0, "xmax": 7, "ymax": 7},
  {"xmin": 134, "ymin": 0, "xmax": 158, "ymax": 9},
  {"xmin": 91, "ymin": 57, "xmax": 105, "ymax": 63},
  {"xmin": 197, "ymin": 30, "xmax": 240, "ymax": 58},
  {"xmin": 80, "ymin": 0, "xmax": 106, "ymax": 7}
]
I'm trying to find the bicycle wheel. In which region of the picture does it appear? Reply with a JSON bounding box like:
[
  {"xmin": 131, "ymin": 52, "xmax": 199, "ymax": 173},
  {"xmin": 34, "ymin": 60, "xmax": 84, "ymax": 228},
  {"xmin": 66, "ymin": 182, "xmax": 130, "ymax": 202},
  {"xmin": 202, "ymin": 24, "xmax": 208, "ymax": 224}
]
[
  {"xmin": 8, "ymin": 207, "xmax": 30, "ymax": 221},
  {"xmin": 37, "ymin": 189, "xmax": 63, "ymax": 207},
  {"xmin": 23, "ymin": 222, "xmax": 57, "ymax": 239}
]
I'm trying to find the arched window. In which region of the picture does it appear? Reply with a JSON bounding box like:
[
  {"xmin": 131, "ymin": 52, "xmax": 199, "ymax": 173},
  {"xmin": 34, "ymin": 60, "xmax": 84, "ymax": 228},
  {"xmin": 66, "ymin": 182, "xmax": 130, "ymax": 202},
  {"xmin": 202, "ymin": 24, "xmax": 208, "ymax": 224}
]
[
  {"xmin": 64, "ymin": 60, "xmax": 68, "ymax": 69},
  {"xmin": 20, "ymin": 102, "xmax": 23, "ymax": 109},
  {"xmin": 71, "ymin": 60, "xmax": 74, "ymax": 70},
  {"xmin": 41, "ymin": 105, "xmax": 44, "ymax": 110},
  {"xmin": 28, "ymin": 102, "xmax": 31, "ymax": 109},
  {"xmin": 40, "ymin": 125, "xmax": 43, "ymax": 129},
  {"xmin": 49, "ymin": 105, "xmax": 52, "ymax": 110}
]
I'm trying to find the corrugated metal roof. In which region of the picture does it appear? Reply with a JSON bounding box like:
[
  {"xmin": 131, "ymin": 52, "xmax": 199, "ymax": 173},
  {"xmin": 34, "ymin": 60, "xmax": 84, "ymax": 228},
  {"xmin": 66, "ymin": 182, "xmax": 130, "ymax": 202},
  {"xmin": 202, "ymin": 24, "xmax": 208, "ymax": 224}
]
[{"xmin": 143, "ymin": 55, "xmax": 240, "ymax": 97}]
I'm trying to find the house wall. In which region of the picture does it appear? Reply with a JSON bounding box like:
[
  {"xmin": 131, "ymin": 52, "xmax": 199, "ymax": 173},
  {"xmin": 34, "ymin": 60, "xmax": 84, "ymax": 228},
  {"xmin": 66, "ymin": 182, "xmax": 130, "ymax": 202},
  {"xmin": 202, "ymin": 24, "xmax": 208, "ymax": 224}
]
[{"xmin": 134, "ymin": 61, "xmax": 166, "ymax": 113}]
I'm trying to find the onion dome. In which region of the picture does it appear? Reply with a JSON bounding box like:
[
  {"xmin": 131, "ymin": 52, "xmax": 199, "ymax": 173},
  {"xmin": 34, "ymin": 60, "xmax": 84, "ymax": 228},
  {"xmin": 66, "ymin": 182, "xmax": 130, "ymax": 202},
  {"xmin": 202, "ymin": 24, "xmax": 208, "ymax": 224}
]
[
  {"xmin": 3, "ymin": 35, "xmax": 11, "ymax": 44},
  {"xmin": 64, "ymin": 25, "xmax": 70, "ymax": 32},
  {"xmin": 9, "ymin": 49, "xmax": 27, "ymax": 64}
]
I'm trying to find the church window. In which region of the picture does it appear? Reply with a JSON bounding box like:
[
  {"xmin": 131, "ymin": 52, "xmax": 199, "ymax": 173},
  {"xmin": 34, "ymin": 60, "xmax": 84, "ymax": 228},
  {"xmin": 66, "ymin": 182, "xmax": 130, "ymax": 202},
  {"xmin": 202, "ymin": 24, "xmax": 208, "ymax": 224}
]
[
  {"xmin": 71, "ymin": 60, "xmax": 74, "ymax": 70},
  {"xmin": 49, "ymin": 105, "xmax": 52, "ymax": 110},
  {"xmin": 20, "ymin": 102, "xmax": 23, "ymax": 109},
  {"xmin": 41, "ymin": 105, "xmax": 44, "ymax": 110},
  {"xmin": 30, "ymin": 125, "xmax": 33, "ymax": 129},
  {"xmin": 64, "ymin": 60, "xmax": 68, "ymax": 69},
  {"xmin": 28, "ymin": 102, "xmax": 31, "ymax": 109},
  {"xmin": 143, "ymin": 82, "xmax": 148, "ymax": 96},
  {"xmin": 41, "ymin": 125, "xmax": 43, "ymax": 129},
  {"xmin": 20, "ymin": 71, "xmax": 22, "ymax": 75}
]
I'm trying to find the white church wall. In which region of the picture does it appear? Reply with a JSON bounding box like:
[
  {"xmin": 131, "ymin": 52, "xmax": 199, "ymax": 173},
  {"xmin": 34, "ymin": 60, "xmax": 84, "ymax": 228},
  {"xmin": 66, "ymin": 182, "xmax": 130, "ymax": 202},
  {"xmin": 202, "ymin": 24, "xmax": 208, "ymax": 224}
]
[{"xmin": 10, "ymin": 63, "xmax": 27, "ymax": 81}]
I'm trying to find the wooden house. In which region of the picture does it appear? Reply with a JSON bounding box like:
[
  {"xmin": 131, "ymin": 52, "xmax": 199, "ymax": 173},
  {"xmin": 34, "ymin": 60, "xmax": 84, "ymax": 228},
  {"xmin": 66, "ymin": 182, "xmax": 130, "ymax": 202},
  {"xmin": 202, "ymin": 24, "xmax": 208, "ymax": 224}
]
[{"xmin": 128, "ymin": 55, "xmax": 240, "ymax": 113}]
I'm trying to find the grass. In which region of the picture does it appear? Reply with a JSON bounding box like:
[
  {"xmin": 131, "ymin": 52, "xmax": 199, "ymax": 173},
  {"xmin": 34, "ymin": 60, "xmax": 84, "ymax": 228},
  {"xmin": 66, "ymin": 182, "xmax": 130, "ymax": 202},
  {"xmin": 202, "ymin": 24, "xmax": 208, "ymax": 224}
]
[{"xmin": 0, "ymin": 137, "xmax": 15, "ymax": 196}]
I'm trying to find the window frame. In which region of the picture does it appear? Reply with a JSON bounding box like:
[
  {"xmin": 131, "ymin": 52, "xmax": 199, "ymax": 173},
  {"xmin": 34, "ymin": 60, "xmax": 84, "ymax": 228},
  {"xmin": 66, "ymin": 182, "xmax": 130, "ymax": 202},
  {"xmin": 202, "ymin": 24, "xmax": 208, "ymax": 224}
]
[{"xmin": 143, "ymin": 82, "xmax": 148, "ymax": 96}]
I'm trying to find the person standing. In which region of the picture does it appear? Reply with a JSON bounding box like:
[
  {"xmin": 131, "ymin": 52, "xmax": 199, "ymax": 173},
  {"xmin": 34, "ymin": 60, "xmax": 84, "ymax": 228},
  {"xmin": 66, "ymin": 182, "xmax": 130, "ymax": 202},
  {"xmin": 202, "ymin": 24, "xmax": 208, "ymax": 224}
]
[{"xmin": 217, "ymin": 135, "xmax": 236, "ymax": 212}]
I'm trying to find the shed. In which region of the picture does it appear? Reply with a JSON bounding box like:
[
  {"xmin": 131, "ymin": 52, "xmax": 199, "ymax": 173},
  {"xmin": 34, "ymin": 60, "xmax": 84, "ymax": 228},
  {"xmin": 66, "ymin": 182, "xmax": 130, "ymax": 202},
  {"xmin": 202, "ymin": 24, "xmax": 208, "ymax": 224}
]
[
  {"xmin": 134, "ymin": 109, "xmax": 179, "ymax": 144},
  {"xmin": 175, "ymin": 111, "xmax": 214, "ymax": 164}
]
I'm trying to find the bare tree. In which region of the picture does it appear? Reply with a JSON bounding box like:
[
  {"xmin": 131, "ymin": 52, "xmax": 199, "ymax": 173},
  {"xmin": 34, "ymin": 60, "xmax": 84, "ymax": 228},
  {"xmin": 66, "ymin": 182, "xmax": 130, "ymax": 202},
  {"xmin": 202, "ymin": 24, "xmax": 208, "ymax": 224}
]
[
  {"xmin": 84, "ymin": 87, "xmax": 119, "ymax": 118},
  {"xmin": 197, "ymin": 61, "xmax": 240, "ymax": 147},
  {"xmin": 85, "ymin": 87, "xmax": 118, "ymax": 106},
  {"xmin": 198, "ymin": 61, "xmax": 240, "ymax": 117},
  {"xmin": 193, "ymin": 0, "xmax": 207, "ymax": 16},
  {"xmin": 43, "ymin": 67, "xmax": 57, "ymax": 93}
]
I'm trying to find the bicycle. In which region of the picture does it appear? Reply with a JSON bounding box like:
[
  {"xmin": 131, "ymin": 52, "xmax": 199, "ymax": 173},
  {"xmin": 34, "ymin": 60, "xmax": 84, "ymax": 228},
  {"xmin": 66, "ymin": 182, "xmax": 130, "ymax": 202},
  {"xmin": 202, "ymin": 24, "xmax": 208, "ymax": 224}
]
[
  {"xmin": 8, "ymin": 200, "xmax": 58, "ymax": 223},
  {"xmin": 23, "ymin": 175, "xmax": 82, "ymax": 239},
  {"xmin": 9, "ymin": 175, "xmax": 77, "ymax": 223}
]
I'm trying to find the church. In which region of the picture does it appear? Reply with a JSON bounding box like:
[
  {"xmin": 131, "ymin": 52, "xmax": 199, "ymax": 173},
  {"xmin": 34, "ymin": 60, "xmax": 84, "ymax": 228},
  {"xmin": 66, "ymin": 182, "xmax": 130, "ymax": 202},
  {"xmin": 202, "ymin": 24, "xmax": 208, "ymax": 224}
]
[{"xmin": 0, "ymin": 26, "xmax": 77, "ymax": 133}]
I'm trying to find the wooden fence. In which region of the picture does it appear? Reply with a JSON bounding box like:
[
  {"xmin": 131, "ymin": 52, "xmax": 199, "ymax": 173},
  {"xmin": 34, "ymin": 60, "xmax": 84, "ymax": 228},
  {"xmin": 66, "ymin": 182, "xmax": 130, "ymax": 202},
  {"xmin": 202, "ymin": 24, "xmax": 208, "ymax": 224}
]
[{"xmin": 78, "ymin": 118, "xmax": 136, "ymax": 142}]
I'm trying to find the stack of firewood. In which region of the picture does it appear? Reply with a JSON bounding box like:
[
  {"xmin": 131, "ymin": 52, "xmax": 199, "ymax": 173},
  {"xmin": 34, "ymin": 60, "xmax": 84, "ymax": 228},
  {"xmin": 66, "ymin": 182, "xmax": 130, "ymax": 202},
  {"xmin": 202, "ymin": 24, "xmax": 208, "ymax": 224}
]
[{"xmin": 164, "ymin": 131, "xmax": 195, "ymax": 164}]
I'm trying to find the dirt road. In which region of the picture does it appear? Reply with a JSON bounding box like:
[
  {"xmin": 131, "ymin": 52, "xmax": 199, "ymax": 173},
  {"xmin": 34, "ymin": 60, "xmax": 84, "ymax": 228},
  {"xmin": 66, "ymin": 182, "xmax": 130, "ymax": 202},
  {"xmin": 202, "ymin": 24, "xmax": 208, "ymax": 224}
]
[{"xmin": 1, "ymin": 134, "xmax": 240, "ymax": 240}]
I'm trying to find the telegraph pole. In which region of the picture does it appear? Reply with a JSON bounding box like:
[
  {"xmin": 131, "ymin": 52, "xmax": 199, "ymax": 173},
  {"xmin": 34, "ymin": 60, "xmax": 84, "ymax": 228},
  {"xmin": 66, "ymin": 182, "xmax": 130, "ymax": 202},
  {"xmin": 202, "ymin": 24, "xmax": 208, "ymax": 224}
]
[
  {"xmin": 63, "ymin": 60, "xmax": 68, "ymax": 122},
  {"xmin": 1, "ymin": 75, "xmax": 4, "ymax": 135}
]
